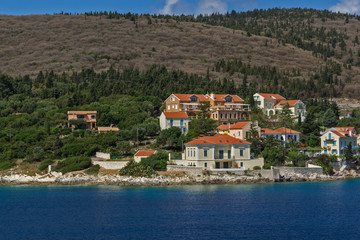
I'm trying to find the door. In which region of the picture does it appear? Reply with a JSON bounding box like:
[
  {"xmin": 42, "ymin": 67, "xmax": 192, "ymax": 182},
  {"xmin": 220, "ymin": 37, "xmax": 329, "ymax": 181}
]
[
  {"xmin": 215, "ymin": 162, "xmax": 220, "ymax": 169},
  {"xmin": 219, "ymin": 150, "xmax": 224, "ymax": 159},
  {"xmin": 223, "ymin": 162, "xmax": 229, "ymax": 169}
]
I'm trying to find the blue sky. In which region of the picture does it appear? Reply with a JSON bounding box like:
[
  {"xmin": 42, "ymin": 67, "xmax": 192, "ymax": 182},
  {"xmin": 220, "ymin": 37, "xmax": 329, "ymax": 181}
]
[{"xmin": 0, "ymin": 0, "xmax": 357, "ymax": 15}]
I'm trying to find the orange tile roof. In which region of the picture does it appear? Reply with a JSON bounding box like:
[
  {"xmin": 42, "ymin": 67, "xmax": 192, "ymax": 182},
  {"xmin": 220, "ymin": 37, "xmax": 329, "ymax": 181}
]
[
  {"xmin": 275, "ymin": 100, "xmax": 300, "ymax": 107},
  {"xmin": 326, "ymin": 127, "xmax": 357, "ymax": 137},
  {"xmin": 163, "ymin": 112, "xmax": 189, "ymax": 118},
  {"xmin": 98, "ymin": 127, "xmax": 120, "ymax": 132},
  {"xmin": 172, "ymin": 94, "xmax": 208, "ymax": 102},
  {"xmin": 261, "ymin": 127, "xmax": 301, "ymax": 135},
  {"xmin": 68, "ymin": 111, "xmax": 97, "ymax": 114},
  {"xmin": 331, "ymin": 131, "xmax": 345, "ymax": 138},
  {"xmin": 134, "ymin": 150, "xmax": 157, "ymax": 157},
  {"xmin": 209, "ymin": 94, "xmax": 244, "ymax": 102},
  {"xmin": 185, "ymin": 134, "xmax": 250, "ymax": 145},
  {"xmin": 256, "ymin": 93, "xmax": 285, "ymax": 100},
  {"xmin": 217, "ymin": 121, "xmax": 251, "ymax": 130}
]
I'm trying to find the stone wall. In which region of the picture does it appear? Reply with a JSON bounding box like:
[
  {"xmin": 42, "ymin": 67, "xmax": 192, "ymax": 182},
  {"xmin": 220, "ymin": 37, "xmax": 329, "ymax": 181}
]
[
  {"xmin": 208, "ymin": 169, "xmax": 275, "ymax": 180},
  {"xmin": 272, "ymin": 166, "xmax": 323, "ymax": 177},
  {"xmin": 167, "ymin": 165, "xmax": 203, "ymax": 177},
  {"xmin": 96, "ymin": 152, "xmax": 110, "ymax": 159},
  {"xmin": 93, "ymin": 160, "xmax": 128, "ymax": 170}
]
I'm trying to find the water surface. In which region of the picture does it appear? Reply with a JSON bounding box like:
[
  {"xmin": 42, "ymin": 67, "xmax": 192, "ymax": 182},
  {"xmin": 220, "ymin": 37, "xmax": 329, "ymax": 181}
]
[{"xmin": 0, "ymin": 180, "xmax": 359, "ymax": 239}]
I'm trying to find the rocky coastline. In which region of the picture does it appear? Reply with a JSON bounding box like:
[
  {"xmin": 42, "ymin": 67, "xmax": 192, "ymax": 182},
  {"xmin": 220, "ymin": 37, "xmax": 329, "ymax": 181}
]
[{"xmin": 0, "ymin": 170, "xmax": 359, "ymax": 186}]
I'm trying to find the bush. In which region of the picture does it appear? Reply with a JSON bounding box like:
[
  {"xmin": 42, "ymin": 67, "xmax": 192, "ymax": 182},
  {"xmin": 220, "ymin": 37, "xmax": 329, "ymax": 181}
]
[
  {"xmin": 140, "ymin": 152, "xmax": 168, "ymax": 170},
  {"xmin": 253, "ymin": 166, "xmax": 261, "ymax": 170},
  {"xmin": 39, "ymin": 159, "xmax": 54, "ymax": 171},
  {"xmin": 54, "ymin": 156, "xmax": 92, "ymax": 174},
  {"xmin": 85, "ymin": 164, "xmax": 100, "ymax": 175},
  {"xmin": 0, "ymin": 161, "xmax": 16, "ymax": 171},
  {"xmin": 119, "ymin": 160, "xmax": 156, "ymax": 177}
]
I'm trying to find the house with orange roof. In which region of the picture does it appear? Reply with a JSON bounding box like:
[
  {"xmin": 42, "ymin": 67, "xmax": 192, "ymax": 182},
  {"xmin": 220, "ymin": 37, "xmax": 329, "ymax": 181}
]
[
  {"xmin": 134, "ymin": 150, "xmax": 157, "ymax": 163},
  {"xmin": 217, "ymin": 121, "xmax": 261, "ymax": 140},
  {"xmin": 183, "ymin": 134, "xmax": 264, "ymax": 170},
  {"xmin": 321, "ymin": 127, "xmax": 358, "ymax": 156},
  {"xmin": 159, "ymin": 112, "xmax": 190, "ymax": 134},
  {"xmin": 253, "ymin": 93, "xmax": 306, "ymax": 117},
  {"xmin": 67, "ymin": 111, "xmax": 97, "ymax": 129},
  {"xmin": 164, "ymin": 93, "xmax": 251, "ymax": 124},
  {"xmin": 261, "ymin": 127, "xmax": 301, "ymax": 143}
]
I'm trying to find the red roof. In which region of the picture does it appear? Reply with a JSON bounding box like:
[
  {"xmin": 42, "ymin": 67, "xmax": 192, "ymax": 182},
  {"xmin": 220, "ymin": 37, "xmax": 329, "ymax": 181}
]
[
  {"xmin": 326, "ymin": 127, "xmax": 357, "ymax": 137},
  {"xmin": 172, "ymin": 94, "xmax": 208, "ymax": 102},
  {"xmin": 275, "ymin": 100, "xmax": 300, "ymax": 107},
  {"xmin": 330, "ymin": 131, "xmax": 345, "ymax": 138},
  {"xmin": 256, "ymin": 93, "xmax": 285, "ymax": 100},
  {"xmin": 163, "ymin": 112, "xmax": 189, "ymax": 118},
  {"xmin": 217, "ymin": 121, "xmax": 251, "ymax": 130},
  {"xmin": 261, "ymin": 127, "xmax": 301, "ymax": 135},
  {"xmin": 185, "ymin": 134, "xmax": 250, "ymax": 145},
  {"xmin": 134, "ymin": 150, "xmax": 157, "ymax": 157},
  {"xmin": 209, "ymin": 94, "xmax": 244, "ymax": 102}
]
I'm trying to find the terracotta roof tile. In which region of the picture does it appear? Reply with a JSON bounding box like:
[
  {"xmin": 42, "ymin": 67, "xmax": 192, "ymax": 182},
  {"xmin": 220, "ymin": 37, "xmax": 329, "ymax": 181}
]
[
  {"xmin": 209, "ymin": 94, "xmax": 244, "ymax": 102},
  {"xmin": 261, "ymin": 127, "xmax": 301, "ymax": 135},
  {"xmin": 163, "ymin": 112, "xmax": 189, "ymax": 118},
  {"xmin": 217, "ymin": 121, "xmax": 251, "ymax": 130},
  {"xmin": 275, "ymin": 100, "xmax": 300, "ymax": 107},
  {"xmin": 68, "ymin": 111, "xmax": 97, "ymax": 114},
  {"xmin": 172, "ymin": 94, "xmax": 208, "ymax": 102},
  {"xmin": 134, "ymin": 150, "xmax": 157, "ymax": 157},
  {"xmin": 256, "ymin": 93, "xmax": 285, "ymax": 100},
  {"xmin": 185, "ymin": 134, "xmax": 250, "ymax": 145}
]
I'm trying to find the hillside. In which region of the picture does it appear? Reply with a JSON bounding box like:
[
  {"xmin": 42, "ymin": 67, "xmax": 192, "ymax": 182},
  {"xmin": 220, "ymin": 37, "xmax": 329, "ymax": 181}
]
[{"xmin": 1, "ymin": 9, "xmax": 360, "ymax": 98}]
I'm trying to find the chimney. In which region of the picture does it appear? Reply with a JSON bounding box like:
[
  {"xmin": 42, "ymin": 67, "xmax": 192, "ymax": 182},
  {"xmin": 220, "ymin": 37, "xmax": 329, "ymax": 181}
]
[{"xmin": 210, "ymin": 93, "xmax": 215, "ymax": 100}]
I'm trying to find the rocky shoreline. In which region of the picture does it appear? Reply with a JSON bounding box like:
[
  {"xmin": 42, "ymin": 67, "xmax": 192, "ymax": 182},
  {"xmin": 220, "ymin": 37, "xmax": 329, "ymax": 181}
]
[{"xmin": 0, "ymin": 171, "xmax": 358, "ymax": 186}]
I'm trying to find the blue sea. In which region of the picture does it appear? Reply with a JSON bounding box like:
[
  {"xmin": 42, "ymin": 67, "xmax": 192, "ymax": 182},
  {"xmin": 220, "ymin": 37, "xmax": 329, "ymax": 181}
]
[{"xmin": 1, "ymin": 180, "xmax": 360, "ymax": 240}]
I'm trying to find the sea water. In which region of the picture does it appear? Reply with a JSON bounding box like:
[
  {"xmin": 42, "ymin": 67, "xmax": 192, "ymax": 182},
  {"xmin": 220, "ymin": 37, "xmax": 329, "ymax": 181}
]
[{"xmin": 1, "ymin": 180, "xmax": 360, "ymax": 240}]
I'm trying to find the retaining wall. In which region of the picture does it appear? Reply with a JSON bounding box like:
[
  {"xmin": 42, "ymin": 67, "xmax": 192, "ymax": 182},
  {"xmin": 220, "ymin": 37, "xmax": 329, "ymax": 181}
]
[
  {"xmin": 96, "ymin": 152, "xmax": 110, "ymax": 159},
  {"xmin": 272, "ymin": 166, "xmax": 323, "ymax": 177},
  {"xmin": 167, "ymin": 165, "xmax": 203, "ymax": 177},
  {"xmin": 93, "ymin": 160, "xmax": 128, "ymax": 170}
]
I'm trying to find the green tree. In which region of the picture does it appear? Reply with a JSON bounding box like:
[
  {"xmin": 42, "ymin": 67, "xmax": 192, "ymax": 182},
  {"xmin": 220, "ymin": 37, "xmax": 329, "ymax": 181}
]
[
  {"xmin": 322, "ymin": 108, "xmax": 338, "ymax": 128},
  {"xmin": 344, "ymin": 143, "xmax": 355, "ymax": 164},
  {"xmin": 140, "ymin": 152, "xmax": 168, "ymax": 170},
  {"xmin": 187, "ymin": 118, "xmax": 217, "ymax": 139}
]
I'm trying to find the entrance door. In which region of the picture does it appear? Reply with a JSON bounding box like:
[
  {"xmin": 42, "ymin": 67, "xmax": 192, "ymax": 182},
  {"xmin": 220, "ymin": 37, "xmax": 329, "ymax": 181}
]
[
  {"xmin": 215, "ymin": 162, "xmax": 220, "ymax": 169},
  {"xmin": 219, "ymin": 150, "xmax": 224, "ymax": 159},
  {"xmin": 223, "ymin": 162, "xmax": 229, "ymax": 168}
]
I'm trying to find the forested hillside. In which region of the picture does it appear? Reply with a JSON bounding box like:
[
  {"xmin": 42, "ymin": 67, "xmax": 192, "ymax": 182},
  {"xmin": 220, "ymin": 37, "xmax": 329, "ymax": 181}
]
[{"xmin": 2, "ymin": 8, "xmax": 360, "ymax": 98}]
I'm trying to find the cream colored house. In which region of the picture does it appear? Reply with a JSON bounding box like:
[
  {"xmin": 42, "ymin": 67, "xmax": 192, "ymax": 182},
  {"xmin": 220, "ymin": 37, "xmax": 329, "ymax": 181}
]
[
  {"xmin": 217, "ymin": 121, "xmax": 261, "ymax": 140},
  {"xmin": 183, "ymin": 135, "xmax": 264, "ymax": 170},
  {"xmin": 159, "ymin": 112, "xmax": 189, "ymax": 134},
  {"xmin": 253, "ymin": 93, "xmax": 305, "ymax": 117},
  {"xmin": 261, "ymin": 127, "xmax": 301, "ymax": 143},
  {"xmin": 321, "ymin": 127, "xmax": 358, "ymax": 156},
  {"xmin": 134, "ymin": 150, "xmax": 157, "ymax": 163}
]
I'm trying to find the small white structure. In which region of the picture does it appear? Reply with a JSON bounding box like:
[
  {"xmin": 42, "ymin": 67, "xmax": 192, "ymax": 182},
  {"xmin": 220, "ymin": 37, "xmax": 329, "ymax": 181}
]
[
  {"xmin": 134, "ymin": 150, "xmax": 157, "ymax": 163},
  {"xmin": 159, "ymin": 112, "xmax": 189, "ymax": 134}
]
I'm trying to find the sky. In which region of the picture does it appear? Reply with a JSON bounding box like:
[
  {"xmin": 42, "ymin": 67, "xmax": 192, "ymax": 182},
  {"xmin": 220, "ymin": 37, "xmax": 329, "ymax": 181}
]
[{"xmin": 0, "ymin": 0, "xmax": 359, "ymax": 16}]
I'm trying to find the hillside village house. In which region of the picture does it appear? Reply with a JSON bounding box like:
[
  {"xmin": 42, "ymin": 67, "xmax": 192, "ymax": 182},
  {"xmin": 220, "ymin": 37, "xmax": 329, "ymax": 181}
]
[
  {"xmin": 217, "ymin": 121, "xmax": 261, "ymax": 140},
  {"xmin": 164, "ymin": 93, "xmax": 251, "ymax": 124},
  {"xmin": 134, "ymin": 150, "xmax": 157, "ymax": 163},
  {"xmin": 67, "ymin": 111, "xmax": 97, "ymax": 129},
  {"xmin": 253, "ymin": 93, "xmax": 305, "ymax": 117},
  {"xmin": 261, "ymin": 127, "xmax": 301, "ymax": 143},
  {"xmin": 183, "ymin": 135, "xmax": 264, "ymax": 170},
  {"xmin": 321, "ymin": 127, "xmax": 358, "ymax": 156},
  {"xmin": 159, "ymin": 112, "xmax": 189, "ymax": 134}
]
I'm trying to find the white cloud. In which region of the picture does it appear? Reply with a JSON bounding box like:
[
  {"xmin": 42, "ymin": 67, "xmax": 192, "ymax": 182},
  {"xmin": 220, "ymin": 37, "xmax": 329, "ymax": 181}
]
[
  {"xmin": 196, "ymin": 0, "xmax": 228, "ymax": 15},
  {"xmin": 329, "ymin": 0, "xmax": 360, "ymax": 14},
  {"xmin": 159, "ymin": 0, "xmax": 180, "ymax": 15}
]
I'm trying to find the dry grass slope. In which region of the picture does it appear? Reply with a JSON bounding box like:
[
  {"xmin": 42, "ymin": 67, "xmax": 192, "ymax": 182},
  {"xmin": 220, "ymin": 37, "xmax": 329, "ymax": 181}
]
[{"xmin": 0, "ymin": 14, "xmax": 323, "ymax": 83}]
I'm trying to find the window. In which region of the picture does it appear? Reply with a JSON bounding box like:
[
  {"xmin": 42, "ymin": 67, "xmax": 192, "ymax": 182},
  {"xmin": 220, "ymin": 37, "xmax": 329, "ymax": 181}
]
[
  {"xmin": 220, "ymin": 114, "xmax": 223, "ymax": 119},
  {"xmin": 167, "ymin": 105, "xmax": 170, "ymax": 110},
  {"xmin": 219, "ymin": 150, "xmax": 224, "ymax": 159},
  {"xmin": 229, "ymin": 114, "xmax": 232, "ymax": 118},
  {"xmin": 225, "ymin": 97, "xmax": 232, "ymax": 102},
  {"xmin": 324, "ymin": 141, "xmax": 327, "ymax": 146},
  {"xmin": 345, "ymin": 141, "xmax": 347, "ymax": 147},
  {"xmin": 170, "ymin": 119, "xmax": 173, "ymax": 127},
  {"xmin": 204, "ymin": 162, "xmax": 207, "ymax": 167},
  {"xmin": 328, "ymin": 133, "xmax": 332, "ymax": 139},
  {"xmin": 175, "ymin": 104, "xmax": 178, "ymax": 109},
  {"xmin": 246, "ymin": 132, "xmax": 251, "ymax": 139},
  {"xmin": 238, "ymin": 131, "xmax": 241, "ymax": 136},
  {"xmin": 77, "ymin": 115, "xmax": 84, "ymax": 119},
  {"xmin": 190, "ymin": 96, "xmax": 197, "ymax": 102},
  {"xmin": 180, "ymin": 119, "xmax": 184, "ymax": 126},
  {"xmin": 228, "ymin": 150, "xmax": 231, "ymax": 159},
  {"xmin": 234, "ymin": 114, "xmax": 236, "ymax": 118},
  {"xmin": 333, "ymin": 141, "xmax": 336, "ymax": 146},
  {"xmin": 204, "ymin": 150, "xmax": 208, "ymax": 157},
  {"xmin": 341, "ymin": 141, "xmax": 343, "ymax": 148},
  {"xmin": 324, "ymin": 150, "xmax": 327, "ymax": 154},
  {"xmin": 225, "ymin": 114, "xmax": 227, "ymax": 119},
  {"xmin": 265, "ymin": 103, "xmax": 268, "ymax": 107},
  {"xmin": 240, "ymin": 162, "xmax": 243, "ymax": 167},
  {"xmin": 294, "ymin": 135, "xmax": 297, "ymax": 141},
  {"xmin": 91, "ymin": 115, "xmax": 96, "ymax": 119},
  {"xmin": 239, "ymin": 149, "xmax": 243, "ymax": 156}
]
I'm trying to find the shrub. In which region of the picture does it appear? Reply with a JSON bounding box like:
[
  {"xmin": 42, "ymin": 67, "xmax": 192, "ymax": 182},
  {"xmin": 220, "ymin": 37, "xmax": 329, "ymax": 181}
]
[
  {"xmin": 140, "ymin": 152, "xmax": 168, "ymax": 170},
  {"xmin": 85, "ymin": 164, "xmax": 100, "ymax": 175},
  {"xmin": 119, "ymin": 160, "xmax": 156, "ymax": 177},
  {"xmin": 0, "ymin": 161, "xmax": 16, "ymax": 171},
  {"xmin": 39, "ymin": 159, "xmax": 54, "ymax": 171},
  {"xmin": 54, "ymin": 156, "xmax": 92, "ymax": 174},
  {"xmin": 253, "ymin": 166, "xmax": 261, "ymax": 170}
]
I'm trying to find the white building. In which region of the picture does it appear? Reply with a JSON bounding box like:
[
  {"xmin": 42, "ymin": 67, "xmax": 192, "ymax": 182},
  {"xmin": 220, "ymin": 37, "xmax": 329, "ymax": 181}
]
[{"xmin": 159, "ymin": 112, "xmax": 189, "ymax": 134}]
